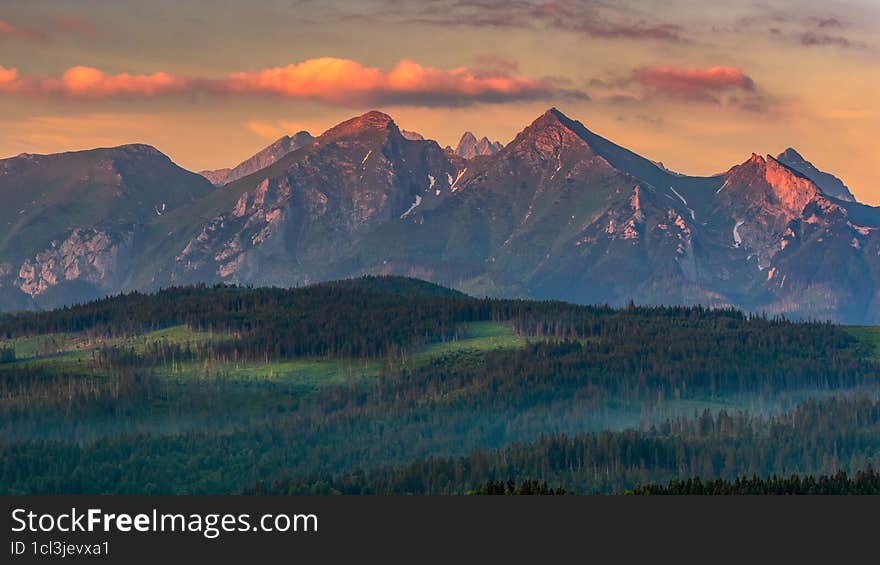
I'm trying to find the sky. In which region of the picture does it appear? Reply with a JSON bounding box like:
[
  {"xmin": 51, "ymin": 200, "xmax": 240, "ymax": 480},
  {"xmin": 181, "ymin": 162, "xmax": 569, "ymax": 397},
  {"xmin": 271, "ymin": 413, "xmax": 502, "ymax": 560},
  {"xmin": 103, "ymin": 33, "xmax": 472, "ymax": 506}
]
[{"xmin": 1, "ymin": 0, "xmax": 878, "ymax": 201}]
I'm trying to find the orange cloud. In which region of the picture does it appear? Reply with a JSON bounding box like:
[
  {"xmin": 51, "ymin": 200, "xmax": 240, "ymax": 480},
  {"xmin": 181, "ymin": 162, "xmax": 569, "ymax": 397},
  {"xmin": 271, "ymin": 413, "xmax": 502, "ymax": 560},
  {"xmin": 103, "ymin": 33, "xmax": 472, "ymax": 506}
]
[
  {"xmin": 0, "ymin": 66, "xmax": 24, "ymax": 92},
  {"xmin": 0, "ymin": 65, "xmax": 188, "ymax": 98},
  {"xmin": 217, "ymin": 57, "xmax": 581, "ymax": 106},
  {"xmin": 59, "ymin": 66, "xmax": 188, "ymax": 97},
  {"xmin": 635, "ymin": 66, "xmax": 755, "ymax": 102},
  {"xmin": 0, "ymin": 58, "xmax": 583, "ymax": 106}
]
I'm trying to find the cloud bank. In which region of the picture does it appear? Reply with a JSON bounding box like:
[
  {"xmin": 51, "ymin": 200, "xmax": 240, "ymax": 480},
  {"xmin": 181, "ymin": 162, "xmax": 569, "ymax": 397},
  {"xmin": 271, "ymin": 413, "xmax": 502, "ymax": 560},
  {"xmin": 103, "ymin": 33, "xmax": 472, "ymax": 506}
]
[
  {"xmin": 0, "ymin": 57, "xmax": 584, "ymax": 107},
  {"xmin": 635, "ymin": 66, "xmax": 756, "ymax": 102}
]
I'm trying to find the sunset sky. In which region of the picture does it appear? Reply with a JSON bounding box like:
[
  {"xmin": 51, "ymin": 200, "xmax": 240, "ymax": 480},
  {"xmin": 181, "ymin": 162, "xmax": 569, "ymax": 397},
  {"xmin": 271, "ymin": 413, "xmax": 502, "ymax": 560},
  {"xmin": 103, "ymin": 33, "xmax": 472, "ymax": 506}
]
[{"xmin": 1, "ymin": 0, "xmax": 878, "ymax": 201}]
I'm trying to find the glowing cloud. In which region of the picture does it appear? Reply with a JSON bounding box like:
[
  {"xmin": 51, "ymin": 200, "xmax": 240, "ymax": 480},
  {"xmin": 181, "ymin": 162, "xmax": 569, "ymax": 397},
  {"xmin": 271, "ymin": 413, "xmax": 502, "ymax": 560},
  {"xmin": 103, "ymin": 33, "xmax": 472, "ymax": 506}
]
[
  {"xmin": 0, "ymin": 65, "xmax": 188, "ymax": 98},
  {"xmin": 58, "ymin": 66, "xmax": 188, "ymax": 97},
  {"xmin": 0, "ymin": 66, "xmax": 24, "ymax": 92},
  {"xmin": 217, "ymin": 57, "xmax": 582, "ymax": 106},
  {"xmin": 0, "ymin": 58, "xmax": 583, "ymax": 106},
  {"xmin": 636, "ymin": 66, "xmax": 756, "ymax": 102}
]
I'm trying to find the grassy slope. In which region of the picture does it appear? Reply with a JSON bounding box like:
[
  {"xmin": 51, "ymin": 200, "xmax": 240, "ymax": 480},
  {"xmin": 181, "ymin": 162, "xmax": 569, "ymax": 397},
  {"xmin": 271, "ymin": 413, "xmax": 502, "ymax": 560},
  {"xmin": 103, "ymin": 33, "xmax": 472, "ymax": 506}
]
[
  {"xmin": 1, "ymin": 321, "xmax": 524, "ymax": 388},
  {"xmin": 415, "ymin": 321, "xmax": 524, "ymax": 358},
  {"xmin": 843, "ymin": 326, "xmax": 880, "ymax": 359}
]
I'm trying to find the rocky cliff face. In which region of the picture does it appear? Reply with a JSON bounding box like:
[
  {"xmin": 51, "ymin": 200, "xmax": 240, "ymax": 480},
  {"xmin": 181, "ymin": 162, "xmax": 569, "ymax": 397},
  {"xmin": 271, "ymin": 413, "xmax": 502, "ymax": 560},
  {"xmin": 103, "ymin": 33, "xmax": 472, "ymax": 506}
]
[{"xmin": 17, "ymin": 228, "xmax": 124, "ymax": 296}]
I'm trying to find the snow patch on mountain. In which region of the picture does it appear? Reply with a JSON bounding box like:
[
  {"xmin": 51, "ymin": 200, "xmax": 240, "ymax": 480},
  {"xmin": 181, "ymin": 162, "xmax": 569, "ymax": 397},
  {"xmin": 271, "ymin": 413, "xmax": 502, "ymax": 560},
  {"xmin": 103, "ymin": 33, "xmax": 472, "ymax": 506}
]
[
  {"xmin": 400, "ymin": 195, "xmax": 422, "ymax": 219},
  {"xmin": 733, "ymin": 220, "xmax": 745, "ymax": 247},
  {"xmin": 451, "ymin": 168, "xmax": 467, "ymax": 192}
]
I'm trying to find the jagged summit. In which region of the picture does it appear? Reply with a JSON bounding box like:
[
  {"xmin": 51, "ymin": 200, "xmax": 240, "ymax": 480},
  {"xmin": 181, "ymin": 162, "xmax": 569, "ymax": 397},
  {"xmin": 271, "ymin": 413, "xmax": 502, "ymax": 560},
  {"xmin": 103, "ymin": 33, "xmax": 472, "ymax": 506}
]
[
  {"xmin": 459, "ymin": 131, "xmax": 478, "ymax": 145},
  {"xmin": 722, "ymin": 152, "xmax": 822, "ymax": 215},
  {"xmin": 776, "ymin": 147, "xmax": 855, "ymax": 202},
  {"xmin": 529, "ymin": 107, "xmax": 572, "ymax": 128},
  {"xmin": 512, "ymin": 108, "xmax": 682, "ymax": 188},
  {"xmin": 514, "ymin": 108, "xmax": 585, "ymax": 143},
  {"xmin": 455, "ymin": 131, "xmax": 503, "ymax": 159}
]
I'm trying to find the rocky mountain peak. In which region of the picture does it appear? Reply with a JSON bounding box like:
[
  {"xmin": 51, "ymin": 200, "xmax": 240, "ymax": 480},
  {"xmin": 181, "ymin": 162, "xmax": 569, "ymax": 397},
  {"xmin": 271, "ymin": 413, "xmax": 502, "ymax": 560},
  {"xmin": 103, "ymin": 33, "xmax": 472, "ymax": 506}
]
[
  {"xmin": 748, "ymin": 152, "xmax": 765, "ymax": 165},
  {"xmin": 320, "ymin": 110, "xmax": 400, "ymax": 143},
  {"xmin": 348, "ymin": 110, "xmax": 396, "ymax": 130},
  {"xmin": 775, "ymin": 147, "xmax": 855, "ymax": 202},
  {"xmin": 723, "ymin": 153, "xmax": 821, "ymax": 215},
  {"xmin": 509, "ymin": 108, "xmax": 591, "ymax": 160},
  {"xmin": 778, "ymin": 147, "xmax": 803, "ymax": 161},
  {"xmin": 455, "ymin": 131, "xmax": 503, "ymax": 159},
  {"xmin": 459, "ymin": 131, "xmax": 478, "ymax": 146}
]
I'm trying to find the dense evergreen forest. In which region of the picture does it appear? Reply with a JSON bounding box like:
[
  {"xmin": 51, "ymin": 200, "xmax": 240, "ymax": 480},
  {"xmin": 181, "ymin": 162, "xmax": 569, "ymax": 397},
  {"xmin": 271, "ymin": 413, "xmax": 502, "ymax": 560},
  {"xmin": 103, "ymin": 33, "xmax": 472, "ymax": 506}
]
[
  {"xmin": 1, "ymin": 276, "xmax": 879, "ymax": 494},
  {"xmin": 630, "ymin": 468, "xmax": 880, "ymax": 495},
  {"xmin": 474, "ymin": 468, "xmax": 880, "ymax": 495}
]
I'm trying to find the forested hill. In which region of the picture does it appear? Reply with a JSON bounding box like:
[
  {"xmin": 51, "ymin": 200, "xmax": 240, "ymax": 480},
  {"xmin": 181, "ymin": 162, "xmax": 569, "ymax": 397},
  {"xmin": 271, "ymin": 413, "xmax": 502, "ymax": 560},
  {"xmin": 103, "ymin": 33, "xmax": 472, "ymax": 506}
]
[
  {"xmin": 0, "ymin": 277, "xmax": 480, "ymax": 359},
  {"xmin": 0, "ymin": 276, "xmax": 852, "ymax": 351}
]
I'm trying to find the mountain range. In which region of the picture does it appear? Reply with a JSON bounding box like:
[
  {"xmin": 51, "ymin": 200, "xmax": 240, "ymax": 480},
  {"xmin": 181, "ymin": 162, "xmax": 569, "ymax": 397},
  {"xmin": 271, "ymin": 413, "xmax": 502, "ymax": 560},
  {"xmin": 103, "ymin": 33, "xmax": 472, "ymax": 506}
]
[{"xmin": 1, "ymin": 107, "xmax": 878, "ymax": 322}]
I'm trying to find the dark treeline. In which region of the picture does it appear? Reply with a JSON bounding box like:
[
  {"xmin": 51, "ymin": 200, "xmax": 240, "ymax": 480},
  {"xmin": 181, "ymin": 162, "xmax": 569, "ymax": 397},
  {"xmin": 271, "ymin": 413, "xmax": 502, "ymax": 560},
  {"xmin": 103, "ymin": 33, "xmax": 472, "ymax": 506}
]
[
  {"xmin": 0, "ymin": 279, "xmax": 490, "ymax": 359},
  {"xmin": 1, "ymin": 277, "xmax": 855, "ymax": 363},
  {"xmin": 263, "ymin": 397, "xmax": 880, "ymax": 495},
  {"xmin": 631, "ymin": 468, "xmax": 880, "ymax": 495},
  {"xmin": 472, "ymin": 480, "xmax": 567, "ymax": 495}
]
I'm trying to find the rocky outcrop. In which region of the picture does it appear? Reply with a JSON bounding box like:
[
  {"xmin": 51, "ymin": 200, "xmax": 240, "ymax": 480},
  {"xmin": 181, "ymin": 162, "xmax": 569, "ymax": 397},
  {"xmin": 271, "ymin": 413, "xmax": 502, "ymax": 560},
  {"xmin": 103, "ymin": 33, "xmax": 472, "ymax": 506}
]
[{"xmin": 16, "ymin": 228, "xmax": 125, "ymax": 296}]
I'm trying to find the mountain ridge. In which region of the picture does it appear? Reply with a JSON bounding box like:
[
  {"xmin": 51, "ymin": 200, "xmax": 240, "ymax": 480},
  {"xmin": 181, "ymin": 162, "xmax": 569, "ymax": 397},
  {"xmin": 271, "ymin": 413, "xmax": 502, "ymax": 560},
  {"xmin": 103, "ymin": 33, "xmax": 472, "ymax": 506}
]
[
  {"xmin": 776, "ymin": 147, "xmax": 856, "ymax": 202},
  {"xmin": 199, "ymin": 131, "xmax": 315, "ymax": 186}
]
